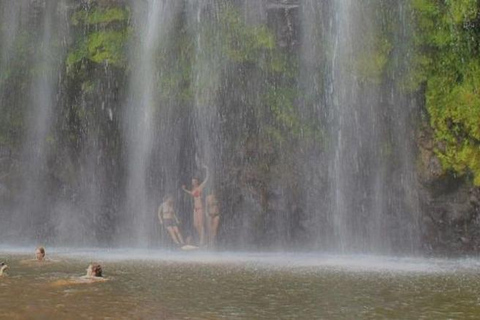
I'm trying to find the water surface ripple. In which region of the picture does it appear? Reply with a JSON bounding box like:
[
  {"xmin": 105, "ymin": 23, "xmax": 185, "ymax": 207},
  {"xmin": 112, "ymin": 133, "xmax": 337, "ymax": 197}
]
[{"xmin": 1, "ymin": 248, "xmax": 479, "ymax": 319}]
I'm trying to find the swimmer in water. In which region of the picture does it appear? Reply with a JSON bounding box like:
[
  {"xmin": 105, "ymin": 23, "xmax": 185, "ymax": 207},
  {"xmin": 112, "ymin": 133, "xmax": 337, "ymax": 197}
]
[
  {"xmin": 51, "ymin": 263, "xmax": 107, "ymax": 287},
  {"xmin": 83, "ymin": 263, "xmax": 104, "ymax": 279},
  {"xmin": 35, "ymin": 246, "xmax": 46, "ymax": 261},
  {"xmin": 0, "ymin": 262, "xmax": 8, "ymax": 276},
  {"xmin": 20, "ymin": 246, "xmax": 54, "ymax": 265},
  {"xmin": 21, "ymin": 246, "xmax": 60, "ymax": 265},
  {"xmin": 182, "ymin": 165, "xmax": 209, "ymax": 246}
]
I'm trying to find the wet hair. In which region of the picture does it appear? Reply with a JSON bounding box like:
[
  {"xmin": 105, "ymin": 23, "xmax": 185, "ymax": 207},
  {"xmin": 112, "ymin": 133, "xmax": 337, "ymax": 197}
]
[
  {"xmin": 91, "ymin": 263, "xmax": 103, "ymax": 277},
  {"xmin": 36, "ymin": 246, "xmax": 45, "ymax": 256},
  {"xmin": 163, "ymin": 194, "xmax": 174, "ymax": 202}
]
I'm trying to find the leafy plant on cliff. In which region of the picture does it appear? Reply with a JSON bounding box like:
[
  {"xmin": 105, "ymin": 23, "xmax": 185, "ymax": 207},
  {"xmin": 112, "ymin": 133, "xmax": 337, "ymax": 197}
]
[{"xmin": 410, "ymin": 0, "xmax": 480, "ymax": 185}]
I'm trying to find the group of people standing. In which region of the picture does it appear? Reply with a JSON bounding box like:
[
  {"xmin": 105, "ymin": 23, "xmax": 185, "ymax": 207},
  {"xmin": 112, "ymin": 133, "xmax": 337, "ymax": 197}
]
[{"xmin": 157, "ymin": 165, "xmax": 221, "ymax": 248}]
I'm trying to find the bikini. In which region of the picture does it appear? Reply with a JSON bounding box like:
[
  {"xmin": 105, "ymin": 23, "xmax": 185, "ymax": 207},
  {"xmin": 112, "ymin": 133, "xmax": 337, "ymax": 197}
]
[
  {"xmin": 161, "ymin": 204, "xmax": 177, "ymax": 227},
  {"xmin": 192, "ymin": 189, "xmax": 203, "ymax": 214},
  {"xmin": 192, "ymin": 189, "xmax": 202, "ymax": 198},
  {"xmin": 208, "ymin": 199, "xmax": 220, "ymax": 217}
]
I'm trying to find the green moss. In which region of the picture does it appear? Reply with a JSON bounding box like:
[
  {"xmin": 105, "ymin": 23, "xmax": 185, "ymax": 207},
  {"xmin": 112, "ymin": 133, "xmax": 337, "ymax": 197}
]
[
  {"xmin": 72, "ymin": 7, "xmax": 130, "ymax": 26},
  {"xmin": 67, "ymin": 6, "xmax": 130, "ymax": 69},
  {"xmin": 155, "ymin": 22, "xmax": 194, "ymax": 105},
  {"xmin": 410, "ymin": 0, "xmax": 480, "ymax": 185},
  {"xmin": 219, "ymin": 5, "xmax": 276, "ymax": 63},
  {"xmin": 87, "ymin": 30, "xmax": 129, "ymax": 66},
  {"xmin": 67, "ymin": 29, "xmax": 129, "ymax": 68},
  {"xmin": 355, "ymin": 38, "xmax": 393, "ymax": 84},
  {"xmin": 216, "ymin": 4, "xmax": 316, "ymax": 145},
  {"xmin": 265, "ymin": 87, "xmax": 301, "ymax": 136}
]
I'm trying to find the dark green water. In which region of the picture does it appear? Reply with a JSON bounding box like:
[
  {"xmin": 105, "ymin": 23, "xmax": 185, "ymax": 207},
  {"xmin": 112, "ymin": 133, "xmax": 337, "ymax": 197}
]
[{"xmin": 1, "ymin": 250, "xmax": 480, "ymax": 319}]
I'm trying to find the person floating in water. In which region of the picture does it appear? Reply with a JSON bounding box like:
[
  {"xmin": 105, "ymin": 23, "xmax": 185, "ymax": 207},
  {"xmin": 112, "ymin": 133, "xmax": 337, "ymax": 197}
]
[
  {"xmin": 206, "ymin": 192, "xmax": 220, "ymax": 247},
  {"xmin": 158, "ymin": 195, "xmax": 185, "ymax": 246},
  {"xmin": 182, "ymin": 165, "xmax": 209, "ymax": 246},
  {"xmin": 51, "ymin": 263, "xmax": 107, "ymax": 287},
  {"xmin": 0, "ymin": 262, "xmax": 8, "ymax": 276}
]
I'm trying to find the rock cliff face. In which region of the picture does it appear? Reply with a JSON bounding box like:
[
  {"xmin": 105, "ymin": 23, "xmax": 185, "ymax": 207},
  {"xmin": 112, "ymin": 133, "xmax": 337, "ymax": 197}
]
[
  {"xmin": 0, "ymin": 0, "xmax": 478, "ymax": 254},
  {"xmin": 418, "ymin": 123, "xmax": 480, "ymax": 254}
]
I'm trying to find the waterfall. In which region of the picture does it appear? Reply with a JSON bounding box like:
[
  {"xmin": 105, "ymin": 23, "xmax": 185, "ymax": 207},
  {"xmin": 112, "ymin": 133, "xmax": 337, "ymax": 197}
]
[
  {"xmin": 0, "ymin": 1, "xmax": 25, "ymax": 234},
  {"xmin": 186, "ymin": 0, "xmax": 221, "ymax": 183},
  {"xmin": 122, "ymin": 0, "xmax": 183, "ymax": 245},
  {"xmin": 301, "ymin": 0, "xmax": 419, "ymax": 253},
  {"xmin": 0, "ymin": 0, "xmax": 420, "ymax": 252},
  {"xmin": 1, "ymin": 0, "xmax": 68, "ymax": 242}
]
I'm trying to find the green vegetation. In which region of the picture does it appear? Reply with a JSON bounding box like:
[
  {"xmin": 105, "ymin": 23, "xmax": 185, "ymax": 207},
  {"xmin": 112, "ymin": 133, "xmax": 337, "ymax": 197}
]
[
  {"xmin": 217, "ymin": 4, "xmax": 307, "ymax": 146},
  {"xmin": 67, "ymin": 6, "xmax": 130, "ymax": 69},
  {"xmin": 0, "ymin": 31, "xmax": 31, "ymax": 148},
  {"xmin": 410, "ymin": 0, "xmax": 480, "ymax": 184},
  {"xmin": 351, "ymin": 1, "xmax": 396, "ymax": 84},
  {"xmin": 156, "ymin": 24, "xmax": 194, "ymax": 105},
  {"xmin": 67, "ymin": 30, "xmax": 129, "ymax": 68},
  {"xmin": 220, "ymin": 6, "xmax": 276, "ymax": 63},
  {"xmin": 61, "ymin": 2, "xmax": 130, "ymax": 170},
  {"xmin": 72, "ymin": 7, "xmax": 129, "ymax": 26}
]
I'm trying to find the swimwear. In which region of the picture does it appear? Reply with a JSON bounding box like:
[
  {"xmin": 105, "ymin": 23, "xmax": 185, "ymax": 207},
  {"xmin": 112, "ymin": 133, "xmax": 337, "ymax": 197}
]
[
  {"xmin": 207, "ymin": 199, "xmax": 219, "ymax": 217},
  {"xmin": 159, "ymin": 203, "xmax": 177, "ymax": 226},
  {"xmin": 192, "ymin": 189, "xmax": 202, "ymax": 198},
  {"xmin": 163, "ymin": 218, "xmax": 177, "ymax": 228},
  {"xmin": 208, "ymin": 211, "xmax": 220, "ymax": 218}
]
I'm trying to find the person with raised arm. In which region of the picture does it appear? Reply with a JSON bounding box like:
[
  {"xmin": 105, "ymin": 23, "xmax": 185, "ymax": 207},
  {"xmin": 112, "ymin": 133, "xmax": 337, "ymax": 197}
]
[{"xmin": 182, "ymin": 165, "xmax": 209, "ymax": 246}]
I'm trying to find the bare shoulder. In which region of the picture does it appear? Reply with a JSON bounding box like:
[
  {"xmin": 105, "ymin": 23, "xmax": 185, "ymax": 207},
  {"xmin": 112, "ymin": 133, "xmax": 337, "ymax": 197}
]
[
  {"xmin": 181, "ymin": 245, "xmax": 200, "ymax": 251},
  {"xmin": 51, "ymin": 276, "xmax": 108, "ymax": 287},
  {"xmin": 81, "ymin": 276, "xmax": 108, "ymax": 282},
  {"xmin": 20, "ymin": 259, "xmax": 58, "ymax": 266}
]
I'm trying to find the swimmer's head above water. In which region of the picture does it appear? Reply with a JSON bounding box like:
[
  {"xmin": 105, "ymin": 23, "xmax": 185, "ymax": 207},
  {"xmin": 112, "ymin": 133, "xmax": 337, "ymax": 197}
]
[
  {"xmin": 0, "ymin": 262, "xmax": 8, "ymax": 276},
  {"xmin": 163, "ymin": 195, "xmax": 174, "ymax": 205},
  {"xmin": 86, "ymin": 263, "xmax": 103, "ymax": 278},
  {"xmin": 35, "ymin": 246, "xmax": 46, "ymax": 261},
  {"xmin": 192, "ymin": 177, "xmax": 202, "ymax": 188}
]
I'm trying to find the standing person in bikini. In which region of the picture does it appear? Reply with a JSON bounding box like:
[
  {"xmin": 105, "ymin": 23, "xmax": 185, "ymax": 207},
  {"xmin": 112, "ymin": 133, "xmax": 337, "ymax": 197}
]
[
  {"xmin": 182, "ymin": 165, "xmax": 209, "ymax": 246},
  {"xmin": 206, "ymin": 192, "xmax": 220, "ymax": 246},
  {"xmin": 158, "ymin": 195, "xmax": 185, "ymax": 246}
]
